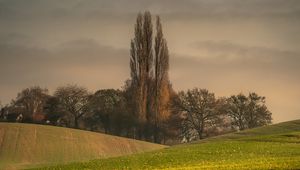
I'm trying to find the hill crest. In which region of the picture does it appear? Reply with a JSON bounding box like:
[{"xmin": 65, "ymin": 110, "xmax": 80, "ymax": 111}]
[{"xmin": 0, "ymin": 123, "xmax": 166, "ymax": 169}]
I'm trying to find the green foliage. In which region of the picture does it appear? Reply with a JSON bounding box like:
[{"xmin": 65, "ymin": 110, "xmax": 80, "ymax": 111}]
[{"xmin": 32, "ymin": 119, "xmax": 300, "ymax": 170}]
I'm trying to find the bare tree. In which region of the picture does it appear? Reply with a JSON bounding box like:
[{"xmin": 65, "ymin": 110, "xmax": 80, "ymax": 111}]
[
  {"xmin": 13, "ymin": 86, "xmax": 49, "ymax": 122},
  {"xmin": 54, "ymin": 85, "xmax": 89, "ymax": 128},
  {"xmin": 227, "ymin": 93, "xmax": 272, "ymax": 130},
  {"xmin": 227, "ymin": 94, "xmax": 248, "ymax": 130},
  {"xmin": 247, "ymin": 93, "xmax": 272, "ymax": 128},
  {"xmin": 176, "ymin": 88, "xmax": 224, "ymax": 139}
]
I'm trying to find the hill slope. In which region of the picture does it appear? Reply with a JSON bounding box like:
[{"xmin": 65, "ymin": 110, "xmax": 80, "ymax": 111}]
[
  {"xmin": 0, "ymin": 123, "xmax": 166, "ymax": 169},
  {"xmin": 35, "ymin": 119, "xmax": 300, "ymax": 170}
]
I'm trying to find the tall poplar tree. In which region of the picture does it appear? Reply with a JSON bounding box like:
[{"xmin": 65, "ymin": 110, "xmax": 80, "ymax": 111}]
[
  {"xmin": 129, "ymin": 11, "xmax": 172, "ymax": 142},
  {"xmin": 130, "ymin": 11, "xmax": 153, "ymax": 139},
  {"xmin": 153, "ymin": 16, "xmax": 171, "ymax": 142}
]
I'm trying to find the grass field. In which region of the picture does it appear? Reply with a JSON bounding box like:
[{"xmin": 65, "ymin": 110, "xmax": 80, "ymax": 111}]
[
  {"xmin": 0, "ymin": 123, "xmax": 166, "ymax": 169},
  {"xmin": 31, "ymin": 119, "xmax": 300, "ymax": 170}
]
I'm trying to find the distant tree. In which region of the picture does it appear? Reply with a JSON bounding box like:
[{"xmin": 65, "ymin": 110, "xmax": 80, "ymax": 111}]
[
  {"xmin": 0, "ymin": 102, "xmax": 5, "ymax": 121},
  {"xmin": 227, "ymin": 92, "xmax": 272, "ymax": 130},
  {"xmin": 161, "ymin": 92, "xmax": 183, "ymax": 144},
  {"xmin": 152, "ymin": 16, "xmax": 172, "ymax": 143},
  {"xmin": 43, "ymin": 96, "xmax": 66, "ymax": 125},
  {"xmin": 129, "ymin": 11, "xmax": 173, "ymax": 143},
  {"xmin": 54, "ymin": 85, "xmax": 89, "ymax": 128},
  {"xmin": 0, "ymin": 102, "xmax": 3, "ymax": 120},
  {"xmin": 122, "ymin": 79, "xmax": 140, "ymax": 138},
  {"xmin": 87, "ymin": 89, "xmax": 134, "ymax": 136},
  {"xmin": 88, "ymin": 89, "xmax": 121, "ymax": 133},
  {"xmin": 0, "ymin": 104, "xmax": 14, "ymax": 122},
  {"xmin": 180, "ymin": 118, "xmax": 197, "ymax": 143},
  {"xmin": 175, "ymin": 88, "xmax": 225, "ymax": 140},
  {"xmin": 130, "ymin": 11, "xmax": 153, "ymax": 139},
  {"xmin": 247, "ymin": 93, "xmax": 272, "ymax": 128},
  {"xmin": 13, "ymin": 86, "xmax": 49, "ymax": 122}
]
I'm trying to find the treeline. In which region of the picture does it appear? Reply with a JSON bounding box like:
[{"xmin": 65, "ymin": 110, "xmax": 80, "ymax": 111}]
[
  {"xmin": 175, "ymin": 89, "xmax": 272, "ymax": 142},
  {"xmin": 0, "ymin": 11, "xmax": 272, "ymax": 144},
  {"xmin": 0, "ymin": 85, "xmax": 178, "ymax": 143},
  {"xmin": 0, "ymin": 86, "xmax": 272, "ymax": 144}
]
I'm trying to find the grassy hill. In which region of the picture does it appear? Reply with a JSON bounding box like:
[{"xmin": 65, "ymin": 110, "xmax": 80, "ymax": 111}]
[
  {"xmin": 32, "ymin": 119, "xmax": 300, "ymax": 170},
  {"xmin": 0, "ymin": 123, "xmax": 166, "ymax": 169}
]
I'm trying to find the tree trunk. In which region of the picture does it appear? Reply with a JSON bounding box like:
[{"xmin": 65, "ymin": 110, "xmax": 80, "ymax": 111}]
[
  {"xmin": 199, "ymin": 120, "xmax": 205, "ymax": 139},
  {"xmin": 198, "ymin": 130, "xmax": 203, "ymax": 140},
  {"xmin": 74, "ymin": 117, "xmax": 79, "ymax": 129},
  {"xmin": 153, "ymin": 124, "xmax": 159, "ymax": 143}
]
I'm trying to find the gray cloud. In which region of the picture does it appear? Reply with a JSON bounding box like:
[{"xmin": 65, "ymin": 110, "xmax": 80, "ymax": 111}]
[
  {"xmin": 0, "ymin": 39, "xmax": 129, "ymax": 102},
  {"xmin": 1, "ymin": 0, "xmax": 300, "ymax": 21},
  {"xmin": 169, "ymin": 41, "xmax": 300, "ymax": 88},
  {"xmin": 0, "ymin": 0, "xmax": 299, "ymax": 122},
  {"xmin": 189, "ymin": 41, "xmax": 300, "ymax": 74}
]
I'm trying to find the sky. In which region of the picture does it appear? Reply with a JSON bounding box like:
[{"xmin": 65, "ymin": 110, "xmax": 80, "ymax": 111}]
[{"xmin": 0, "ymin": 0, "xmax": 299, "ymax": 123}]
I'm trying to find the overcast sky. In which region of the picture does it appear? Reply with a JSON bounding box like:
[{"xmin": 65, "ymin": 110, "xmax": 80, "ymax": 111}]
[{"xmin": 0, "ymin": 0, "xmax": 300, "ymax": 123}]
